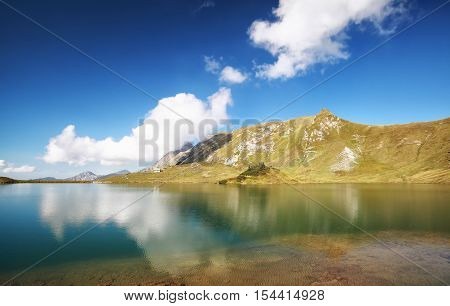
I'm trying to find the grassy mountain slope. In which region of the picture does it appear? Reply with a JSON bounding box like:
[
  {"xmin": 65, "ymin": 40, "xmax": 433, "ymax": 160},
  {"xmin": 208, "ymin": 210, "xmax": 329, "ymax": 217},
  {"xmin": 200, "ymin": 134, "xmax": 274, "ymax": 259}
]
[
  {"xmin": 103, "ymin": 163, "xmax": 241, "ymax": 184},
  {"xmin": 102, "ymin": 110, "xmax": 449, "ymax": 184}
]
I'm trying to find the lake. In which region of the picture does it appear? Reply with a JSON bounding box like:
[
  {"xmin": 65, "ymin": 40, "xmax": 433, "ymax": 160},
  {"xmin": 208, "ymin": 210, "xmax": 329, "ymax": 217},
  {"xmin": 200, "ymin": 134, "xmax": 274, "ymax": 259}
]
[{"xmin": 0, "ymin": 183, "xmax": 449, "ymax": 285}]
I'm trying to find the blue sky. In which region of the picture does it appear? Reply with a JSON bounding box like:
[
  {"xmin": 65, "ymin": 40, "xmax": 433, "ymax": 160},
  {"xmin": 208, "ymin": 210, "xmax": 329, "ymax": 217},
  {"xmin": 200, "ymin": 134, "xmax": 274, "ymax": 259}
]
[{"xmin": 0, "ymin": 0, "xmax": 449, "ymax": 179}]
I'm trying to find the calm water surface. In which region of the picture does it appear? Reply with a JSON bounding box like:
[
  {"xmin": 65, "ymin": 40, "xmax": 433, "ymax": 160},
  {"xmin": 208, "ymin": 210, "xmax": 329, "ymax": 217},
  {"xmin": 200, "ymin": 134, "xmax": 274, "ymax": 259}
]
[{"xmin": 0, "ymin": 183, "xmax": 449, "ymax": 285}]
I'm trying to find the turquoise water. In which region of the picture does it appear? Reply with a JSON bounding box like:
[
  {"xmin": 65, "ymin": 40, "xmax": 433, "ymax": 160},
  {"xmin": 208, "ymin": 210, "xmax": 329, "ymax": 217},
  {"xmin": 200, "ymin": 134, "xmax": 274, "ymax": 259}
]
[{"xmin": 0, "ymin": 183, "xmax": 449, "ymax": 285}]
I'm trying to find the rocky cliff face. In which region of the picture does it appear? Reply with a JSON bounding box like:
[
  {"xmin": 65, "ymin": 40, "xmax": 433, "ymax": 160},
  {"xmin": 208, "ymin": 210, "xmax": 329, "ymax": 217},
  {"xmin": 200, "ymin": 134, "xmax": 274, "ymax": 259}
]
[
  {"xmin": 149, "ymin": 142, "xmax": 193, "ymax": 170},
  {"xmin": 177, "ymin": 133, "xmax": 232, "ymax": 165}
]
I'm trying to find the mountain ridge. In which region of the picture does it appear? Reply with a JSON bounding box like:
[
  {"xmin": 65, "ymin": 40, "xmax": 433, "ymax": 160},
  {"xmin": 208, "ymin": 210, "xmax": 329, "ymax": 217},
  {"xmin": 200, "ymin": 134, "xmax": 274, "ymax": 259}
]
[
  {"xmin": 97, "ymin": 110, "xmax": 450, "ymax": 184},
  {"xmin": 98, "ymin": 170, "xmax": 130, "ymax": 179},
  {"xmin": 65, "ymin": 170, "xmax": 131, "ymax": 181}
]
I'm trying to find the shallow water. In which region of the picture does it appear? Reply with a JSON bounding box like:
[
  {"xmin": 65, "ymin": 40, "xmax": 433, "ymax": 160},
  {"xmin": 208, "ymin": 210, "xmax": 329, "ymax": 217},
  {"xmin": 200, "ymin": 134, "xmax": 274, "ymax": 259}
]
[{"xmin": 0, "ymin": 183, "xmax": 449, "ymax": 285}]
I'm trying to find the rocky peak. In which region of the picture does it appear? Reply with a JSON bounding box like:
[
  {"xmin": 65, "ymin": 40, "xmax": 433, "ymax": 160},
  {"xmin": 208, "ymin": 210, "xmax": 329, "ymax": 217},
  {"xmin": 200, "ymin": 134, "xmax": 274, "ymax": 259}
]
[
  {"xmin": 65, "ymin": 171, "xmax": 98, "ymax": 181},
  {"xmin": 318, "ymin": 108, "xmax": 333, "ymax": 116}
]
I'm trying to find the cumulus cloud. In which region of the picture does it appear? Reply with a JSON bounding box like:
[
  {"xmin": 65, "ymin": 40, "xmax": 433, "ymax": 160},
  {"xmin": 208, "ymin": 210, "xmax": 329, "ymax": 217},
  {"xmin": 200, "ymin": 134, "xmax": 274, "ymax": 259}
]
[
  {"xmin": 43, "ymin": 88, "xmax": 233, "ymax": 166},
  {"xmin": 3, "ymin": 165, "xmax": 35, "ymax": 173},
  {"xmin": 249, "ymin": 0, "xmax": 406, "ymax": 79},
  {"xmin": 0, "ymin": 159, "xmax": 35, "ymax": 173},
  {"xmin": 204, "ymin": 56, "xmax": 221, "ymax": 74},
  {"xmin": 204, "ymin": 56, "xmax": 247, "ymax": 84},
  {"xmin": 219, "ymin": 66, "xmax": 248, "ymax": 84}
]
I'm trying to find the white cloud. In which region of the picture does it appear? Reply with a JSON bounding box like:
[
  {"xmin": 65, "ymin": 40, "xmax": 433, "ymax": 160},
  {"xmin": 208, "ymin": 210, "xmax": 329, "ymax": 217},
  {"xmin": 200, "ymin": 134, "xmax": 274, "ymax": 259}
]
[
  {"xmin": 204, "ymin": 56, "xmax": 248, "ymax": 84},
  {"xmin": 249, "ymin": 0, "xmax": 405, "ymax": 79},
  {"xmin": 219, "ymin": 66, "xmax": 248, "ymax": 84},
  {"xmin": 204, "ymin": 56, "xmax": 221, "ymax": 74},
  {"xmin": 0, "ymin": 159, "xmax": 35, "ymax": 173},
  {"xmin": 3, "ymin": 165, "xmax": 35, "ymax": 173},
  {"xmin": 43, "ymin": 88, "xmax": 233, "ymax": 166}
]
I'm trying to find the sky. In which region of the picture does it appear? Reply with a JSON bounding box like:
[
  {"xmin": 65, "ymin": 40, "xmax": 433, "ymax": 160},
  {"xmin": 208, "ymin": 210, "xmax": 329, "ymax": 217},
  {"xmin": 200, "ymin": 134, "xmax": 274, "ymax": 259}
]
[{"xmin": 0, "ymin": 0, "xmax": 449, "ymax": 179}]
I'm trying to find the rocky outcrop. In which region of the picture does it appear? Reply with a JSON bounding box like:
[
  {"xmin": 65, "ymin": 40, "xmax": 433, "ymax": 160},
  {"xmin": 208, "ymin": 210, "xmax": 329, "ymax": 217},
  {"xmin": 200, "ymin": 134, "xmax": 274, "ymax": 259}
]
[
  {"xmin": 151, "ymin": 142, "xmax": 193, "ymax": 170},
  {"xmin": 177, "ymin": 133, "xmax": 232, "ymax": 165}
]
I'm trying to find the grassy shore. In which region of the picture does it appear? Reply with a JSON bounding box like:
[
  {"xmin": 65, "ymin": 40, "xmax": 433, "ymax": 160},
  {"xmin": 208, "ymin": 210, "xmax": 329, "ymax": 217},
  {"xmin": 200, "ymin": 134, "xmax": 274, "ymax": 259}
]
[
  {"xmin": 98, "ymin": 163, "xmax": 449, "ymax": 185},
  {"xmin": 0, "ymin": 177, "xmax": 91, "ymax": 184}
]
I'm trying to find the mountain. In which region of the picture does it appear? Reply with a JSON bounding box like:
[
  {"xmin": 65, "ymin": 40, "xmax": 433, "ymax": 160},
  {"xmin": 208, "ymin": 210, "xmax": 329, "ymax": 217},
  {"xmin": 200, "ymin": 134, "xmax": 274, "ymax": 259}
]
[
  {"xmin": 142, "ymin": 134, "xmax": 232, "ymax": 172},
  {"xmin": 177, "ymin": 134, "xmax": 232, "ymax": 165},
  {"xmin": 31, "ymin": 177, "xmax": 58, "ymax": 181},
  {"xmin": 102, "ymin": 110, "xmax": 450, "ymax": 184},
  {"xmin": 145, "ymin": 142, "xmax": 193, "ymax": 171},
  {"xmin": 64, "ymin": 170, "xmax": 131, "ymax": 181},
  {"xmin": 99, "ymin": 170, "xmax": 130, "ymax": 179},
  {"xmin": 65, "ymin": 171, "xmax": 99, "ymax": 181}
]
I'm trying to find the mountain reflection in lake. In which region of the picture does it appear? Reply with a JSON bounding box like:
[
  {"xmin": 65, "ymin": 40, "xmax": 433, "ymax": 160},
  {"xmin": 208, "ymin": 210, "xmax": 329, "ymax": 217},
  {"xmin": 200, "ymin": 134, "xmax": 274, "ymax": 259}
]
[{"xmin": 0, "ymin": 183, "xmax": 449, "ymax": 285}]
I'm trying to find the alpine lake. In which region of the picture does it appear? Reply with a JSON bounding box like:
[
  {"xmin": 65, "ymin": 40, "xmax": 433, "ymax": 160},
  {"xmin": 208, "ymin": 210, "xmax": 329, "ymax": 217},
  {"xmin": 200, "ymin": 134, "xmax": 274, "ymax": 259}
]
[{"xmin": 0, "ymin": 183, "xmax": 449, "ymax": 285}]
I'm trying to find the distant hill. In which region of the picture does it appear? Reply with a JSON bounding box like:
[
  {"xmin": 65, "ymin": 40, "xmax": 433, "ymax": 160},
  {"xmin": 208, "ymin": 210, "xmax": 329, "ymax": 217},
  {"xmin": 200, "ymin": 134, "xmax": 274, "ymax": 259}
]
[
  {"xmin": 99, "ymin": 170, "xmax": 130, "ymax": 179},
  {"xmin": 101, "ymin": 109, "xmax": 450, "ymax": 184},
  {"xmin": 31, "ymin": 177, "xmax": 58, "ymax": 181},
  {"xmin": 64, "ymin": 170, "xmax": 131, "ymax": 181},
  {"xmin": 0, "ymin": 176, "xmax": 17, "ymax": 184},
  {"xmin": 65, "ymin": 171, "xmax": 99, "ymax": 181},
  {"xmin": 0, "ymin": 171, "xmax": 130, "ymax": 184}
]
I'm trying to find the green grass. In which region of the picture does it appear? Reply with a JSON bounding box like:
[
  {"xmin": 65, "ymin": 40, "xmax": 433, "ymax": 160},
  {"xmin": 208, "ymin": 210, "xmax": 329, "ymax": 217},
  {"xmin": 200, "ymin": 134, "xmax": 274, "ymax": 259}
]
[{"xmin": 101, "ymin": 163, "xmax": 243, "ymax": 184}]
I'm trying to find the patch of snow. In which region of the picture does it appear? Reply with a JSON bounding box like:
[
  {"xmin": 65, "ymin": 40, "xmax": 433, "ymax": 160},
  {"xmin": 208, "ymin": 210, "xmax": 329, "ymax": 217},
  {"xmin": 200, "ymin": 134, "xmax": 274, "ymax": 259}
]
[{"xmin": 330, "ymin": 147, "xmax": 359, "ymax": 172}]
